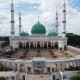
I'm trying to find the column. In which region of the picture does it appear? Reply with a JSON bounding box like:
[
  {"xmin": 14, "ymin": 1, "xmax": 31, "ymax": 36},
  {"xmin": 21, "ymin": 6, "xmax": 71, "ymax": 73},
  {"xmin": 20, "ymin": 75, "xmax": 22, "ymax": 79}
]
[
  {"xmin": 31, "ymin": 67, "xmax": 33, "ymax": 73},
  {"xmin": 42, "ymin": 42, "xmax": 44, "ymax": 49},
  {"xmin": 36, "ymin": 42, "xmax": 37, "ymax": 49},
  {"xmin": 44, "ymin": 67, "xmax": 47, "ymax": 73},
  {"xmin": 60, "ymin": 63, "xmax": 63, "ymax": 71},
  {"xmin": 29, "ymin": 42, "xmax": 30, "ymax": 49},
  {"xmin": 51, "ymin": 42, "xmax": 52, "ymax": 49},
  {"xmin": 47, "ymin": 42, "xmax": 48, "ymax": 49},
  {"xmin": 64, "ymin": 63, "xmax": 66, "ymax": 70},
  {"xmin": 50, "ymin": 66, "xmax": 52, "ymax": 73},
  {"xmin": 55, "ymin": 63, "xmax": 58, "ymax": 71},
  {"xmin": 17, "ymin": 64, "xmax": 20, "ymax": 72},
  {"xmin": 0, "ymin": 43, "xmax": 1, "ymax": 50},
  {"xmin": 43, "ymin": 42, "xmax": 44, "ymax": 49},
  {"xmin": 26, "ymin": 66, "xmax": 27, "ymax": 73}
]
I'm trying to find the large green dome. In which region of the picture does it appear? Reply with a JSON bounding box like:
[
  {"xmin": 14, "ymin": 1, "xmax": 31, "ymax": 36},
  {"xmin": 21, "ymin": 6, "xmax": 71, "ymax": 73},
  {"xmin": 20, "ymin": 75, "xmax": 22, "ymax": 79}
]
[
  {"xmin": 48, "ymin": 32, "xmax": 58, "ymax": 37},
  {"xmin": 31, "ymin": 21, "xmax": 46, "ymax": 34}
]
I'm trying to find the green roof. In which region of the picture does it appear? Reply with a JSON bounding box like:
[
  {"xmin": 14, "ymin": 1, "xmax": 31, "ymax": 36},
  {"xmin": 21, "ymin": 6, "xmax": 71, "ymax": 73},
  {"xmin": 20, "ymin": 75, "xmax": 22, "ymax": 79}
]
[
  {"xmin": 19, "ymin": 31, "xmax": 29, "ymax": 36},
  {"xmin": 48, "ymin": 32, "xmax": 58, "ymax": 37},
  {"xmin": 31, "ymin": 21, "xmax": 46, "ymax": 34}
]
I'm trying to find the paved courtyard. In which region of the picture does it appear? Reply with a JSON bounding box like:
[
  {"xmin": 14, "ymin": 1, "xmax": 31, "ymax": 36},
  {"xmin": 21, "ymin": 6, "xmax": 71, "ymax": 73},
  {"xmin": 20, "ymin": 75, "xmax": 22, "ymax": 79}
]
[{"xmin": 10, "ymin": 49, "xmax": 78, "ymax": 59}]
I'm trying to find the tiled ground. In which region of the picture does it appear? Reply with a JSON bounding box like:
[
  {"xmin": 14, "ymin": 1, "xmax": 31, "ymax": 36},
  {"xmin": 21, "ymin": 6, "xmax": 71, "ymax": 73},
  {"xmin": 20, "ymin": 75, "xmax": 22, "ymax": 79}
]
[{"xmin": 13, "ymin": 49, "xmax": 77, "ymax": 59}]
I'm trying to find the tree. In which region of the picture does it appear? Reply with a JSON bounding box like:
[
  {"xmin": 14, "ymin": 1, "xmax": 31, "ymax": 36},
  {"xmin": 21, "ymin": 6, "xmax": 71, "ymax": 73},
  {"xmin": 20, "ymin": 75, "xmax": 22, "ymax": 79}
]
[
  {"xmin": 69, "ymin": 75, "xmax": 80, "ymax": 80},
  {"xmin": 69, "ymin": 71, "xmax": 80, "ymax": 80},
  {"xmin": 0, "ymin": 77, "xmax": 6, "ymax": 80}
]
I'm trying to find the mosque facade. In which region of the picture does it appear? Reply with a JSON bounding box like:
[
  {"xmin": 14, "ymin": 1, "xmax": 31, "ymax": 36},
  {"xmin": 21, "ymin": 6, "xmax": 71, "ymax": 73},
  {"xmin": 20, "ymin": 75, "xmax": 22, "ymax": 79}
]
[{"xmin": 9, "ymin": 0, "xmax": 67, "ymax": 51}]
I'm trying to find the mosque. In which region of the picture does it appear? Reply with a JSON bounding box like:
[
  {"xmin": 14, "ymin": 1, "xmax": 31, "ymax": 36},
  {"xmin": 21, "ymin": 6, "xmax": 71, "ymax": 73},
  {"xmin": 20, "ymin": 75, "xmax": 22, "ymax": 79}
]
[
  {"xmin": 0, "ymin": 0, "xmax": 80, "ymax": 80},
  {"xmin": 10, "ymin": 0, "xmax": 67, "ymax": 51}
]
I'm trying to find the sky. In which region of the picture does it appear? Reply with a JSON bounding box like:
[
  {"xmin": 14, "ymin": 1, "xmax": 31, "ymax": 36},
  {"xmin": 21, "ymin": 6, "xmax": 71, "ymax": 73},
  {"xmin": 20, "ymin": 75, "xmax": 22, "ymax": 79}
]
[{"xmin": 0, "ymin": 0, "xmax": 80, "ymax": 36}]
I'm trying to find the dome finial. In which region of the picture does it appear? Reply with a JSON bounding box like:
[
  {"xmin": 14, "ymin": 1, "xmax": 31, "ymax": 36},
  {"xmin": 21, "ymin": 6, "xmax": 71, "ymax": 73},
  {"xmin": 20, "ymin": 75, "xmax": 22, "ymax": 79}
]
[{"xmin": 38, "ymin": 16, "xmax": 40, "ymax": 22}]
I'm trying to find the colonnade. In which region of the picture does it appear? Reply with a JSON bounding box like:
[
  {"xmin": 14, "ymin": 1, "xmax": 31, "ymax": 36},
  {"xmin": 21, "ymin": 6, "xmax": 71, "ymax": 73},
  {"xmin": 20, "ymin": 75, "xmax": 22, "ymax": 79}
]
[
  {"xmin": 0, "ymin": 60, "xmax": 80, "ymax": 74},
  {"xmin": 19, "ymin": 42, "xmax": 58, "ymax": 49}
]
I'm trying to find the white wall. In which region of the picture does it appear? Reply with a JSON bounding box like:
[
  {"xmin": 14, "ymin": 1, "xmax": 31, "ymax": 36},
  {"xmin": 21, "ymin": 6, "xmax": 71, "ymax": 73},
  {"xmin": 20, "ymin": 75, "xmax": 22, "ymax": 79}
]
[{"xmin": 51, "ymin": 71, "xmax": 78, "ymax": 80}]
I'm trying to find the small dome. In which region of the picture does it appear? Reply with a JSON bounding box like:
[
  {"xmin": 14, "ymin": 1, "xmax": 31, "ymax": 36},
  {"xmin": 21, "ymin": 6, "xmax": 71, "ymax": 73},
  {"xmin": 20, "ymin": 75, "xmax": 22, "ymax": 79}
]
[
  {"xmin": 31, "ymin": 21, "xmax": 46, "ymax": 34},
  {"xmin": 19, "ymin": 31, "xmax": 29, "ymax": 36},
  {"xmin": 48, "ymin": 32, "xmax": 58, "ymax": 37}
]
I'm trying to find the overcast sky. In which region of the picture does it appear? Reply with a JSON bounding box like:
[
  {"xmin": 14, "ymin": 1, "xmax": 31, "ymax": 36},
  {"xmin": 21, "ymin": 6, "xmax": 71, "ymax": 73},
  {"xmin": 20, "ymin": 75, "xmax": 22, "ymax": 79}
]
[{"xmin": 0, "ymin": 0, "xmax": 80, "ymax": 36}]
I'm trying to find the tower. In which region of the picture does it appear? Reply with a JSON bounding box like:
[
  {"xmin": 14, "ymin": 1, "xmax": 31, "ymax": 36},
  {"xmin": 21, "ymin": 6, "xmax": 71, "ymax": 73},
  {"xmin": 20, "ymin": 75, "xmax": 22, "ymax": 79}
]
[
  {"xmin": 19, "ymin": 11, "xmax": 22, "ymax": 34},
  {"xmin": 11, "ymin": 0, "xmax": 15, "ymax": 38},
  {"xmin": 55, "ymin": 10, "xmax": 58, "ymax": 34},
  {"xmin": 62, "ymin": 0, "xmax": 66, "ymax": 38}
]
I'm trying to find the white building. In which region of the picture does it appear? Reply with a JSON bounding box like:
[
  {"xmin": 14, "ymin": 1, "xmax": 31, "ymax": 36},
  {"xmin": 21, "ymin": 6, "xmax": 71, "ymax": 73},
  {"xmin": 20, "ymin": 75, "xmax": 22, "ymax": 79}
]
[{"xmin": 9, "ymin": 0, "xmax": 67, "ymax": 51}]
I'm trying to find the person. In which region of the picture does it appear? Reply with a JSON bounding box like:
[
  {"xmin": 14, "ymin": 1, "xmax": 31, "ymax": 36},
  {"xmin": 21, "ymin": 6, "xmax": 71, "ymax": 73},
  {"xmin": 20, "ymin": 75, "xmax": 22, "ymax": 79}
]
[{"xmin": 41, "ymin": 74, "xmax": 43, "ymax": 78}]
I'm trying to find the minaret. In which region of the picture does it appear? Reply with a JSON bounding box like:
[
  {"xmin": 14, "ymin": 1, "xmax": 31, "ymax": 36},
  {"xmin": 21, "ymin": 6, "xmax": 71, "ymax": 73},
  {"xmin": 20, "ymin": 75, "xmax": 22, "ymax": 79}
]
[
  {"xmin": 19, "ymin": 11, "xmax": 22, "ymax": 34},
  {"xmin": 11, "ymin": 0, "xmax": 15, "ymax": 38},
  {"xmin": 55, "ymin": 10, "xmax": 58, "ymax": 34},
  {"xmin": 62, "ymin": 0, "xmax": 66, "ymax": 38}
]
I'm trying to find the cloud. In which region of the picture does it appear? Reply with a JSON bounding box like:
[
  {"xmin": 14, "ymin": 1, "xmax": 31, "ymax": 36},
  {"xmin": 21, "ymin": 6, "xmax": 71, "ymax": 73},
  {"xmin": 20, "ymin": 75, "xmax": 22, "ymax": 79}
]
[{"xmin": 0, "ymin": 0, "xmax": 80, "ymax": 36}]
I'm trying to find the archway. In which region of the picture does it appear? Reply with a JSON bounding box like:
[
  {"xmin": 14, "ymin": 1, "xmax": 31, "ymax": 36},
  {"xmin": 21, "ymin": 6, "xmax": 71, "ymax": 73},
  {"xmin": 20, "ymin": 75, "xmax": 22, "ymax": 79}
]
[
  {"xmin": 37, "ymin": 42, "xmax": 40, "ymax": 48},
  {"xmin": 52, "ymin": 43, "xmax": 55, "ymax": 49},
  {"xmin": 44, "ymin": 42, "xmax": 47, "ymax": 49},
  {"xmin": 13, "ymin": 64, "xmax": 17, "ymax": 71},
  {"xmin": 34, "ymin": 63, "xmax": 44, "ymax": 74},
  {"xmin": 4, "ymin": 63, "xmax": 7, "ymax": 67},
  {"xmin": 9, "ymin": 63, "xmax": 13, "ymax": 70},
  {"xmin": 55, "ymin": 42, "xmax": 58, "ymax": 49},
  {"xmin": 27, "ymin": 67, "xmax": 31, "ymax": 73},
  {"xmin": 47, "ymin": 66, "xmax": 50, "ymax": 73},
  {"xmin": 19, "ymin": 42, "xmax": 23, "ymax": 49},
  {"xmin": 19, "ymin": 64, "xmax": 26, "ymax": 72},
  {"xmin": 30, "ymin": 42, "xmax": 33, "ymax": 49},
  {"xmin": 0, "ymin": 62, "xmax": 3, "ymax": 68},
  {"xmin": 52, "ymin": 67, "xmax": 54, "ymax": 72},
  {"xmin": 26, "ymin": 42, "xmax": 29, "ymax": 49},
  {"xmin": 48, "ymin": 42, "xmax": 51, "ymax": 49}
]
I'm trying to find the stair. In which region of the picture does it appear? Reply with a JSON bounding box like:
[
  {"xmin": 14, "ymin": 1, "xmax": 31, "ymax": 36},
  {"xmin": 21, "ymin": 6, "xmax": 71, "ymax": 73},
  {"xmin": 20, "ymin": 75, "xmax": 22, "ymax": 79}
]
[{"xmin": 27, "ymin": 74, "xmax": 51, "ymax": 80}]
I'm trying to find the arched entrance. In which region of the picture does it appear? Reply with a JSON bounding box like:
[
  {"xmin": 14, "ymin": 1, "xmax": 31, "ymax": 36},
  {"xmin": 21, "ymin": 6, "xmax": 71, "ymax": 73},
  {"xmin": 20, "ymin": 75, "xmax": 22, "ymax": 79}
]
[
  {"xmin": 14, "ymin": 64, "xmax": 17, "ymax": 71},
  {"xmin": 27, "ymin": 67, "xmax": 31, "ymax": 73},
  {"xmin": 9, "ymin": 63, "xmax": 13, "ymax": 69},
  {"xmin": 48, "ymin": 42, "xmax": 51, "ymax": 49},
  {"xmin": 47, "ymin": 66, "xmax": 50, "ymax": 73},
  {"xmin": 44, "ymin": 42, "xmax": 47, "ymax": 49},
  {"xmin": 34, "ymin": 63, "xmax": 44, "ymax": 74},
  {"xmin": 30, "ymin": 42, "xmax": 33, "ymax": 49},
  {"xmin": 19, "ymin": 64, "xmax": 26, "ymax": 72},
  {"xmin": 19, "ymin": 42, "xmax": 23, "ymax": 49},
  {"xmin": 37, "ymin": 42, "xmax": 40, "ymax": 49},
  {"xmin": 26, "ymin": 42, "xmax": 29, "ymax": 49},
  {"xmin": 55, "ymin": 42, "xmax": 58, "ymax": 49},
  {"xmin": 52, "ymin": 43, "xmax": 55, "ymax": 49}
]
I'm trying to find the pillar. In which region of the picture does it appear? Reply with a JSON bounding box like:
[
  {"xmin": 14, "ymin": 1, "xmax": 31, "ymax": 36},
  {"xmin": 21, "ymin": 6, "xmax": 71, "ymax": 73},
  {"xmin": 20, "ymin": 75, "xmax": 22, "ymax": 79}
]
[
  {"xmin": 0, "ymin": 43, "xmax": 1, "ymax": 50},
  {"xmin": 17, "ymin": 64, "xmax": 20, "ymax": 72},
  {"xmin": 36, "ymin": 42, "xmax": 37, "ymax": 49},
  {"xmin": 50, "ymin": 66, "xmax": 52, "ymax": 73},
  {"xmin": 31, "ymin": 67, "xmax": 33, "ymax": 73},
  {"xmin": 44, "ymin": 67, "xmax": 47, "ymax": 73},
  {"xmin": 47, "ymin": 42, "xmax": 48, "ymax": 49},
  {"xmin": 29, "ymin": 42, "xmax": 30, "ymax": 49},
  {"xmin": 55, "ymin": 63, "xmax": 58, "ymax": 71}
]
